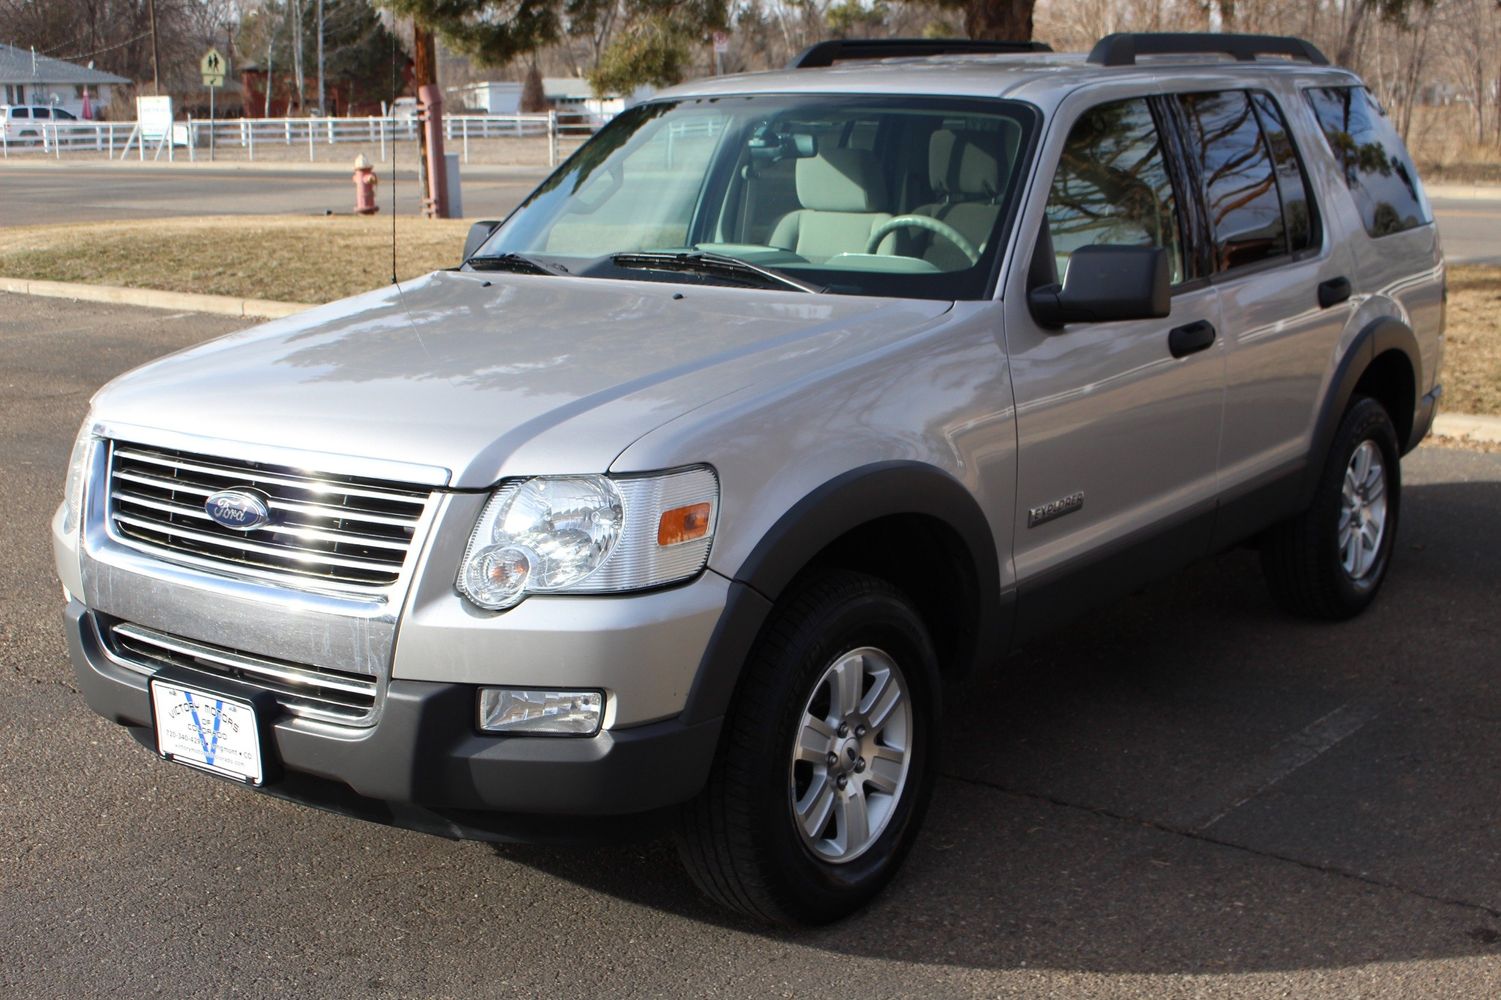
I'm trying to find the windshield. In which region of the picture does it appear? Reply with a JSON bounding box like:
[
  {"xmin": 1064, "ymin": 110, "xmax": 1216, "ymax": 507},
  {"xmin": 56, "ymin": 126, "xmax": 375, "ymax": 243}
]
[{"xmin": 476, "ymin": 94, "xmax": 1035, "ymax": 299}]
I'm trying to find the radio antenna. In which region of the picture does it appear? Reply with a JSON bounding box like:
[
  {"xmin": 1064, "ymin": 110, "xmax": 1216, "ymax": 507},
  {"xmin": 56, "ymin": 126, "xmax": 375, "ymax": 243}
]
[{"xmin": 389, "ymin": 27, "xmax": 398, "ymax": 284}]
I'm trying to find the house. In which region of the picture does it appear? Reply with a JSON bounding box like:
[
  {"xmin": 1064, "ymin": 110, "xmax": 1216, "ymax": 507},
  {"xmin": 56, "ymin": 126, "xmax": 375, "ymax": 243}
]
[
  {"xmin": 0, "ymin": 43, "xmax": 129, "ymax": 118},
  {"xmin": 451, "ymin": 77, "xmax": 652, "ymax": 122},
  {"xmin": 543, "ymin": 77, "xmax": 654, "ymax": 122},
  {"xmin": 453, "ymin": 81, "xmax": 522, "ymax": 114}
]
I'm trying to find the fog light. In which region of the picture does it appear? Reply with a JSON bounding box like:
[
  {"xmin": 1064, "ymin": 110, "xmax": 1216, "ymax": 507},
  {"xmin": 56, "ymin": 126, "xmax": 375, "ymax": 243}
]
[{"xmin": 477, "ymin": 688, "xmax": 603, "ymax": 735}]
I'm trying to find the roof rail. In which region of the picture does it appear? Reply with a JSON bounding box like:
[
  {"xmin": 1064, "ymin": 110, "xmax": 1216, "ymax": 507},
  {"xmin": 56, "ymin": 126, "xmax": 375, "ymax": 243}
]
[
  {"xmin": 789, "ymin": 38, "xmax": 1053, "ymax": 69},
  {"xmin": 1086, "ymin": 32, "xmax": 1329, "ymax": 67}
]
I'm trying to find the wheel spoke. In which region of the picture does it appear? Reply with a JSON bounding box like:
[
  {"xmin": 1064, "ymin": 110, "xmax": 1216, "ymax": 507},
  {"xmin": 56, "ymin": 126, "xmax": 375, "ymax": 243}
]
[
  {"xmin": 796, "ymin": 775, "xmax": 836, "ymax": 840},
  {"xmin": 1341, "ymin": 529, "xmax": 1359, "ymax": 575},
  {"xmin": 834, "ymin": 788, "xmax": 870, "ymax": 854},
  {"xmin": 1364, "ymin": 466, "xmax": 1385, "ymax": 500},
  {"xmin": 862, "ymin": 669, "xmax": 903, "ymax": 731},
  {"xmin": 830, "ymin": 654, "xmax": 864, "ymax": 719},
  {"xmin": 865, "ymin": 745, "xmax": 905, "ymax": 795},
  {"xmin": 796, "ymin": 713, "xmax": 835, "ymax": 765},
  {"xmin": 1353, "ymin": 443, "xmax": 1371, "ymax": 485}
]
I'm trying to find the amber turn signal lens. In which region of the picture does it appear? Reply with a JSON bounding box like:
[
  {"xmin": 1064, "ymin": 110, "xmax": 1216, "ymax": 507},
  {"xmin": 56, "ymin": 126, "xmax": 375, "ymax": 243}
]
[{"xmin": 658, "ymin": 502, "xmax": 712, "ymax": 546}]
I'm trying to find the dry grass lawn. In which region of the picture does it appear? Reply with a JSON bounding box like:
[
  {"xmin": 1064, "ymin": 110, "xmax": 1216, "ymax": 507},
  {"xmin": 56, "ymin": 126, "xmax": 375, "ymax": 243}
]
[
  {"xmin": 1442, "ymin": 265, "xmax": 1501, "ymax": 416},
  {"xmin": 0, "ymin": 215, "xmax": 470, "ymax": 304},
  {"xmin": 0, "ymin": 217, "xmax": 1496, "ymax": 415}
]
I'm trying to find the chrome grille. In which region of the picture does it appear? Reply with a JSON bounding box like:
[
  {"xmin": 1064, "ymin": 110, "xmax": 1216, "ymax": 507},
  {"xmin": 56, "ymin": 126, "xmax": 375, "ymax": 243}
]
[
  {"xmin": 106, "ymin": 442, "xmax": 431, "ymax": 590},
  {"xmin": 105, "ymin": 620, "xmax": 379, "ymax": 725}
]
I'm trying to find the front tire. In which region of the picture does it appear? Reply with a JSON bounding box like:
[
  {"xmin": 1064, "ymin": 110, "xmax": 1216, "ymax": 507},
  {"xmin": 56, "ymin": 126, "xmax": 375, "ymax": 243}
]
[
  {"xmin": 1261, "ymin": 396, "xmax": 1402, "ymax": 619},
  {"xmin": 676, "ymin": 570, "xmax": 940, "ymax": 925}
]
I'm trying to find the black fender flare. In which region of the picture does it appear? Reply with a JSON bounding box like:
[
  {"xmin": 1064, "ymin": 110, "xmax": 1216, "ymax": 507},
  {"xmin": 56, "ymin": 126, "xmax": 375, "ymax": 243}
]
[
  {"xmin": 679, "ymin": 461, "xmax": 1006, "ymax": 726},
  {"xmin": 1301, "ymin": 317, "xmax": 1421, "ymax": 505}
]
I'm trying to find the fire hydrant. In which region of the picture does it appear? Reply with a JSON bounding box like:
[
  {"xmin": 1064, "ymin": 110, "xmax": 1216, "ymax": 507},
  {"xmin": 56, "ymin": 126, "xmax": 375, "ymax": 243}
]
[{"xmin": 353, "ymin": 155, "xmax": 379, "ymax": 215}]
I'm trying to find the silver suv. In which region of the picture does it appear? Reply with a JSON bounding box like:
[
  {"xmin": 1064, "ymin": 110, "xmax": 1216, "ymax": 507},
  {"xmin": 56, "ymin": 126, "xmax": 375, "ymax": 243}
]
[{"xmin": 54, "ymin": 33, "xmax": 1444, "ymax": 925}]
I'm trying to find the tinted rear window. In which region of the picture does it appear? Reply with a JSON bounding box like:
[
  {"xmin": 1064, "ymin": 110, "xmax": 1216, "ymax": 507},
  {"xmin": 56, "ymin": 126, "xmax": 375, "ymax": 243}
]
[
  {"xmin": 1177, "ymin": 90, "xmax": 1286, "ymax": 270},
  {"xmin": 11, "ymin": 108, "xmax": 27, "ymax": 119},
  {"xmin": 1249, "ymin": 91, "xmax": 1318, "ymax": 254},
  {"xmin": 1305, "ymin": 86, "xmax": 1429, "ymax": 237}
]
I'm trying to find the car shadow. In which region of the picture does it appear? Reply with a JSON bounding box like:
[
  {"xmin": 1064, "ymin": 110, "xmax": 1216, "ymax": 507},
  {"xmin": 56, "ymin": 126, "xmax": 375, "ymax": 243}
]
[{"xmin": 492, "ymin": 476, "xmax": 1501, "ymax": 973}]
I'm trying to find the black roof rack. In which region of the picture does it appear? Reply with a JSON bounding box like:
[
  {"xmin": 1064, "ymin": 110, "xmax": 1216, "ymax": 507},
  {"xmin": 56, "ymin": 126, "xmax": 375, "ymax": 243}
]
[
  {"xmin": 1087, "ymin": 32, "xmax": 1329, "ymax": 67},
  {"xmin": 789, "ymin": 38, "xmax": 1053, "ymax": 70}
]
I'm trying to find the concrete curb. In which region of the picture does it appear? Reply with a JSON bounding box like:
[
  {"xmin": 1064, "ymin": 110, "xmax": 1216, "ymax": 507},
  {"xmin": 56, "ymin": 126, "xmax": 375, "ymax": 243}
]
[
  {"xmin": 1432, "ymin": 413, "xmax": 1501, "ymax": 445},
  {"xmin": 0, "ymin": 276, "xmax": 309, "ymax": 319}
]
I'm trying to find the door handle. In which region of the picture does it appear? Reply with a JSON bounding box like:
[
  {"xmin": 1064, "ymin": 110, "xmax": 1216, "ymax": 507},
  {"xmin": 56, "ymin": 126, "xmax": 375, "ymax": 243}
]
[
  {"xmin": 1168, "ymin": 320, "xmax": 1216, "ymax": 359},
  {"xmin": 1318, "ymin": 276, "xmax": 1352, "ymax": 308}
]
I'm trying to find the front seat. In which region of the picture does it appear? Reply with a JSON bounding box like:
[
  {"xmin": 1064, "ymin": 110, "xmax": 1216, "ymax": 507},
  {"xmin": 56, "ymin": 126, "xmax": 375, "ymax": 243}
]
[
  {"xmin": 913, "ymin": 129, "xmax": 1007, "ymax": 270},
  {"xmin": 769, "ymin": 148, "xmax": 896, "ymax": 262}
]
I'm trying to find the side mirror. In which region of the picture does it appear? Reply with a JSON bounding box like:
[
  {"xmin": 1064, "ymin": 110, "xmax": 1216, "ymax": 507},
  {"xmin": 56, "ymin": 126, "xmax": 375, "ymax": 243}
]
[
  {"xmin": 462, "ymin": 220, "xmax": 501, "ymax": 263},
  {"xmin": 1027, "ymin": 244, "xmax": 1170, "ymax": 328}
]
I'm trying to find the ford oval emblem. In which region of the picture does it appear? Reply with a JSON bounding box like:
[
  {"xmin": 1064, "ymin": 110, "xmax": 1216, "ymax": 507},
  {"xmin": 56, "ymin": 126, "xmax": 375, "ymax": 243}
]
[{"xmin": 205, "ymin": 488, "xmax": 273, "ymax": 530}]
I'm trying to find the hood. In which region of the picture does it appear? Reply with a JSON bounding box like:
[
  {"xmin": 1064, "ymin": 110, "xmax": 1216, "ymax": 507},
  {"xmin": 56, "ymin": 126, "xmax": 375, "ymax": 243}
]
[{"xmin": 92, "ymin": 270, "xmax": 952, "ymax": 487}]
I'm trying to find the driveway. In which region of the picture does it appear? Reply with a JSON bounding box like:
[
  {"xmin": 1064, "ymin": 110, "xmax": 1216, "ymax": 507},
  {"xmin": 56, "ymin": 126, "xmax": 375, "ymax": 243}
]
[{"xmin": 2, "ymin": 293, "xmax": 1499, "ymax": 998}]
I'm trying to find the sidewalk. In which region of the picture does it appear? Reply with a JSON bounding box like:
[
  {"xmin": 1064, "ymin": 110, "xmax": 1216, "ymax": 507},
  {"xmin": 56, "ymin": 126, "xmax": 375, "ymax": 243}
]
[
  {"xmin": 0, "ymin": 275, "xmax": 306, "ymax": 319},
  {"xmin": 1433, "ymin": 413, "xmax": 1501, "ymax": 445},
  {"xmin": 1426, "ymin": 182, "xmax": 1501, "ymax": 201}
]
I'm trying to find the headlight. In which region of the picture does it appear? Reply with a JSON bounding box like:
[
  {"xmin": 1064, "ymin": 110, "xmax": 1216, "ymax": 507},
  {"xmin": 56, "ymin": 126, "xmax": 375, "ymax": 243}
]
[
  {"xmin": 457, "ymin": 466, "xmax": 718, "ymax": 611},
  {"xmin": 62, "ymin": 417, "xmax": 95, "ymax": 536}
]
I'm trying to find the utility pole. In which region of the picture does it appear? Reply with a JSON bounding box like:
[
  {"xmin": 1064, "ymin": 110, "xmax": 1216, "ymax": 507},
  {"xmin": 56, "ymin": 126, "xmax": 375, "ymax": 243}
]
[
  {"xmin": 317, "ymin": 0, "xmax": 325, "ymax": 114},
  {"xmin": 291, "ymin": 0, "xmax": 305, "ymax": 114},
  {"xmin": 411, "ymin": 23, "xmax": 436, "ymax": 212},
  {"xmin": 147, "ymin": 0, "xmax": 162, "ymax": 94}
]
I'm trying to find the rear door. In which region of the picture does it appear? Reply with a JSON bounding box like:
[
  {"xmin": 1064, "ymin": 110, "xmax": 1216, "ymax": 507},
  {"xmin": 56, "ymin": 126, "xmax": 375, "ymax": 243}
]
[
  {"xmin": 1164, "ymin": 85, "xmax": 1356, "ymax": 546},
  {"xmin": 1001, "ymin": 89, "xmax": 1225, "ymax": 638}
]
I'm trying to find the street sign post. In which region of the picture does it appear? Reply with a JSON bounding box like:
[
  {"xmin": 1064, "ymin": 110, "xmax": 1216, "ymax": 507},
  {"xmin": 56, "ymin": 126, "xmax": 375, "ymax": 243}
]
[{"xmin": 201, "ymin": 48, "xmax": 226, "ymax": 161}]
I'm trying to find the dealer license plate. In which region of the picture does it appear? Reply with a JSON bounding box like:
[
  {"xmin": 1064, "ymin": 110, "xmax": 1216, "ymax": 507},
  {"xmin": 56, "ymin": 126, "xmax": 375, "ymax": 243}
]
[{"xmin": 150, "ymin": 678, "xmax": 265, "ymax": 785}]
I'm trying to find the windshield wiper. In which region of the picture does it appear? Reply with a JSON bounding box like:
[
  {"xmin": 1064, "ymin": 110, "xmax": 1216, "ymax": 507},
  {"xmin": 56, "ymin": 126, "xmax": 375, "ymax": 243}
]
[
  {"xmin": 464, "ymin": 252, "xmax": 567, "ymax": 276},
  {"xmin": 609, "ymin": 251, "xmax": 822, "ymax": 294}
]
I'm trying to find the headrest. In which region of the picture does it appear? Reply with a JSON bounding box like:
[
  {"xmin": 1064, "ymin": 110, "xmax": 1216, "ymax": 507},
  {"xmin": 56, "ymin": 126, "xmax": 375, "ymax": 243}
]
[
  {"xmin": 795, "ymin": 148, "xmax": 887, "ymax": 213},
  {"xmin": 929, "ymin": 129, "xmax": 1001, "ymax": 200}
]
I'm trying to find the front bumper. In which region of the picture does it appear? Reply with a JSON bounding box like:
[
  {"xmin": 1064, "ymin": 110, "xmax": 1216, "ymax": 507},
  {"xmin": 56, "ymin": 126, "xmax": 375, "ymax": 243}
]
[{"xmin": 67, "ymin": 601, "xmax": 722, "ymax": 833}]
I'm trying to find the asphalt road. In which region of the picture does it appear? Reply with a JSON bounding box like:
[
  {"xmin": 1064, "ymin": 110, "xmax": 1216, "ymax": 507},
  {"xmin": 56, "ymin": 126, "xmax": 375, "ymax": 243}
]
[
  {"xmin": 1433, "ymin": 197, "xmax": 1501, "ymax": 265},
  {"xmin": 0, "ymin": 163, "xmax": 545, "ymax": 225},
  {"xmin": 2, "ymin": 164, "xmax": 1499, "ymax": 264},
  {"xmin": 3, "ymin": 294, "xmax": 1501, "ymax": 998}
]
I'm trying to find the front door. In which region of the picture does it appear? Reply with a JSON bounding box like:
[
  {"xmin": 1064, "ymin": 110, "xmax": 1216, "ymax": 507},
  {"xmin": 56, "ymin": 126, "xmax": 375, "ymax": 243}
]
[{"xmin": 1001, "ymin": 92, "xmax": 1225, "ymax": 639}]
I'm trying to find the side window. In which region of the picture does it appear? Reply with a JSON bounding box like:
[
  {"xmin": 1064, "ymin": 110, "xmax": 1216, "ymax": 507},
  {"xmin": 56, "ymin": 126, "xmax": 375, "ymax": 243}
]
[
  {"xmin": 34, "ymin": 107, "xmax": 51, "ymax": 120},
  {"xmin": 12, "ymin": 107, "xmax": 28, "ymax": 119},
  {"xmin": 1177, "ymin": 90, "xmax": 1286, "ymax": 271},
  {"xmin": 55, "ymin": 108, "xmax": 77, "ymax": 121},
  {"xmin": 1305, "ymin": 86, "xmax": 1429, "ymax": 238},
  {"xmin": 1045, "ymin": 98, "xmax": 1184, "ymax": 284},
  {"xmin": 1249, "ymin": 91, "xmax": 1318, "ymax": 254}
]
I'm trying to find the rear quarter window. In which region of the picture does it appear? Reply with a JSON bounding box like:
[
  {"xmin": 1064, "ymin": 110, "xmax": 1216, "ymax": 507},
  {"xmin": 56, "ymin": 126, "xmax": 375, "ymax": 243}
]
[{"xmin": 1305, "ymin": 86, "xmax": 1429, "ymax": 238}]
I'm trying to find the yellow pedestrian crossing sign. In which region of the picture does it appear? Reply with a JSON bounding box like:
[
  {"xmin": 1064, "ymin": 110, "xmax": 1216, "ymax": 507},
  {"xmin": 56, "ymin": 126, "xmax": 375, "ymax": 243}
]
[{"xmin": 201, "ymin": 48, "xmax": 226, "ymax": 88}]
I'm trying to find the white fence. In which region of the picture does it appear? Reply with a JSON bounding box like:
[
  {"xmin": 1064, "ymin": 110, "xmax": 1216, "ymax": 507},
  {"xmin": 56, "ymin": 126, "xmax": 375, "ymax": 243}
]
[{"xmin": 0, "ymin": 111, "xmax": 600, "ymax": 166}]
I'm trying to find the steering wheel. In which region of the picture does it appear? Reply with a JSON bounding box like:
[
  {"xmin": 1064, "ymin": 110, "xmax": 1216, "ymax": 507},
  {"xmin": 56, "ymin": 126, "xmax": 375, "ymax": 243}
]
[{"xmin": 865, "ymin": 215, "xmax": 980, "ymax": 266}]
